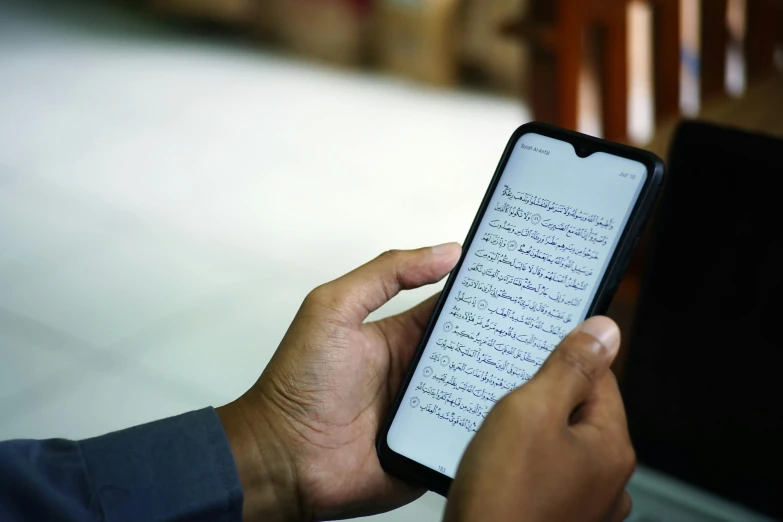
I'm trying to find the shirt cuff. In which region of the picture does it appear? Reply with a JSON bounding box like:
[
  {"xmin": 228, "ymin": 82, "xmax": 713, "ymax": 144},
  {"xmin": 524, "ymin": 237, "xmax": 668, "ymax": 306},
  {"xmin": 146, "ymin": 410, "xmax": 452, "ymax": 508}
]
[{"xmin": 79, "ymin": 407, "xmax": 243, "ymax": 522}]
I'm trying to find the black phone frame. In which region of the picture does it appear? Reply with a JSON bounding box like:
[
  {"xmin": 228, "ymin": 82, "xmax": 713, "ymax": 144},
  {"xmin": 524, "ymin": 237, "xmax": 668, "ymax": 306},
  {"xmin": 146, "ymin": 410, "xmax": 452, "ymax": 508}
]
[{"xmin": 376, "ymin": 121, "xmax": 665, "ymax": 497}]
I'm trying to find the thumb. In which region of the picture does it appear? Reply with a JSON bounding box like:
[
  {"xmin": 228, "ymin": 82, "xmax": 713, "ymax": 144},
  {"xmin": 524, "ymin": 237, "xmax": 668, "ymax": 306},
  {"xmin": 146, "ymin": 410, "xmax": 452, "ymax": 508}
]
[
  {"xmin": 526, "ymin": 316, "xmax": 621, "ymax": 419},
  {"xmin": 306, "ymin": 243, "xmax": 461, "ymax": 325}
]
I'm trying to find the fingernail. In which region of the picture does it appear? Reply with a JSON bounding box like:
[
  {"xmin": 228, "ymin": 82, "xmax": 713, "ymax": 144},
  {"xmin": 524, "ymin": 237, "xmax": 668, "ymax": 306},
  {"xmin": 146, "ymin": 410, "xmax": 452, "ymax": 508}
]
[
  {"xmin": 578, "ymin": 316, "xmax": 620, "ymax": 356},
  {"xmin": 431, "ymin": 242, "xmax": 461, "ymax": 256}
]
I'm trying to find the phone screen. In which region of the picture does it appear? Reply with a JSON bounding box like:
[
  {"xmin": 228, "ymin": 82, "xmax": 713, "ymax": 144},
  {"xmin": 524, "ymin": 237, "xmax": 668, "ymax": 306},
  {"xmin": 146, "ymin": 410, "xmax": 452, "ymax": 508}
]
[{"xmin": 386, "ymin": 132, "xmax": 648, "ymax": 478}]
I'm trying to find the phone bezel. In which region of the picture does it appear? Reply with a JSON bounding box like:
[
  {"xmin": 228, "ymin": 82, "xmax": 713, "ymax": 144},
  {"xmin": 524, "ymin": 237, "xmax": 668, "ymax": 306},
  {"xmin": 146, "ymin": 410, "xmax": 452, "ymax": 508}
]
[{"xmin": 376, "ymin": 121, "xmax": 665, "ymax": 497}]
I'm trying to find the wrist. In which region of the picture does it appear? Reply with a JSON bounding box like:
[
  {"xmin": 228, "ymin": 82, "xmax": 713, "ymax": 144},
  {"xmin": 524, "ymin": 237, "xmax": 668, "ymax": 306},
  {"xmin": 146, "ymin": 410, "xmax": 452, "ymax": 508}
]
[{"xmin": 216, "ymin": 398, "xmax": 305, "ymax": 522}]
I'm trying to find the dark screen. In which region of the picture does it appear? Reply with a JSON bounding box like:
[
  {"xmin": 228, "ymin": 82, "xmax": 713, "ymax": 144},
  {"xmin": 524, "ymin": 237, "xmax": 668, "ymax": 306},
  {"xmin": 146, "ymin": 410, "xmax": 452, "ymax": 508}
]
[{"xmin": 622, "ymin": 121, "xmax": 783, "ymax": 520}]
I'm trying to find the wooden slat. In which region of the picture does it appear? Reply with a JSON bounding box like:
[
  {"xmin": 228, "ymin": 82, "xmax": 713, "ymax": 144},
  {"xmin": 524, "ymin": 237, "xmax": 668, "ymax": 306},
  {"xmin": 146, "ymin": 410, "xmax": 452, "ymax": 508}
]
[
  {"xmin": 598, "ymin": 5, "xmax": 629, "ymax": 142},
  {"xmin": 745, "ymin": 0, "xmax": 781, "ymax": 81},
  {"xmin": 653, "ymin": 0, "xmax": 682, "ymax": 122},
  {"xmin": 555, "ymin": 1, "xmax": 582, "ymax": 132},
  {"xmin": 700, "ymin": 0, "xmax": 729, "ymax": 101},
  {"xmin": 515, "ymin": 0, "xmax": 582, "ymax": 131}
]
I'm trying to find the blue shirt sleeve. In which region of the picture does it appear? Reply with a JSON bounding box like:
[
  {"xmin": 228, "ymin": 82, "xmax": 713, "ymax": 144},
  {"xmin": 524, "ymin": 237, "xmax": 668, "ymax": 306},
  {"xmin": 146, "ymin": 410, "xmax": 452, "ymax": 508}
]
[{"xmin": 0, "ymin": 407, "xmax": 243, "ymax": 522}]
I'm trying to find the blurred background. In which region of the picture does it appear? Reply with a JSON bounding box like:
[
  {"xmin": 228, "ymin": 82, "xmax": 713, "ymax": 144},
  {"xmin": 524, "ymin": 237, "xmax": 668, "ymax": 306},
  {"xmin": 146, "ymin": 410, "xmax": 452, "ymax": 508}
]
[{"xmin": 0, "ymin": 0, "xmax": 781, "ymax": 520}]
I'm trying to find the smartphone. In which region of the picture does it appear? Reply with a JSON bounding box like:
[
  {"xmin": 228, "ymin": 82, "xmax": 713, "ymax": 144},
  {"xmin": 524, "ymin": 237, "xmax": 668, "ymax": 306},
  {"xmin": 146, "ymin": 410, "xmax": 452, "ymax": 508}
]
[{"xmin": 377, "ymin": 122, "xmax": 665, "ymax": 496}]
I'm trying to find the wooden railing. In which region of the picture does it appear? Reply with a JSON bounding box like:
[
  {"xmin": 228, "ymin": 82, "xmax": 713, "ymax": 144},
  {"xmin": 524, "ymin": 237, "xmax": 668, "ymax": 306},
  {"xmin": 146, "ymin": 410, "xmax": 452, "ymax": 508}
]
[{"xmin": 503, "ymin": 0, "xmax": 783, "ymax": 144}]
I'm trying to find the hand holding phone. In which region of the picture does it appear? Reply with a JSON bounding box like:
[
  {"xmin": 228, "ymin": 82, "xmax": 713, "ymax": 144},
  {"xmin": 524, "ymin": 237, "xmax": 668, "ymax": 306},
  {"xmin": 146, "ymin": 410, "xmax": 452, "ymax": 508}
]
[{"xmin": 444, "ymin": 316, "xmax": 635, "ymax": 522}]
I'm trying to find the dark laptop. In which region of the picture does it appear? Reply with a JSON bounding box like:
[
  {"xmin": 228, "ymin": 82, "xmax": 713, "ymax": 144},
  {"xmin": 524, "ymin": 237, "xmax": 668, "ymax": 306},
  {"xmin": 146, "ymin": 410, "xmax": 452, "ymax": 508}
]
[{"xmin": 620, "ymin": 121, "xmax": 783, "ymax": 522}]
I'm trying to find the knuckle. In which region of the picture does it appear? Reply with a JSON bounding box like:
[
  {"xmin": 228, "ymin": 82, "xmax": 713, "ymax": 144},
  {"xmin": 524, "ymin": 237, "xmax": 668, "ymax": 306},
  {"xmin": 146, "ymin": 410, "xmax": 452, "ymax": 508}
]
[
  {"xmin": 498, "ymin": 386, "xmax": 551, "ymax": 424},
  {"xmin": 492, "ymin": 393, "xmax": 523, "ymax": 420},
  {"xmin": 519, "ymin": 393, "xmax": 550, "ymax": 421},
  {"xmin": 304, "ymin": 284, "xmax": 334, "ymax": 309},
  {"xmin": 610, "ymin": 439, "xmax": 637, "ymax": 478},
  {"xmin": 622, "ymin": 443, "xmax": 637, "ymax": 473},
  {"xmin": 376, "ymin": 249, "xmax": 406, "ymax": 296},
  {"xmin": 555, "ymin": 340, "xmax": 599, "ymax": 384},
  {"xmin": 378, "ymin": 249, "xmax": 402, "ymax": 262},
  {"xmin": 604, "ymin": 370, "xmax": 620, "ymax": 390}
]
